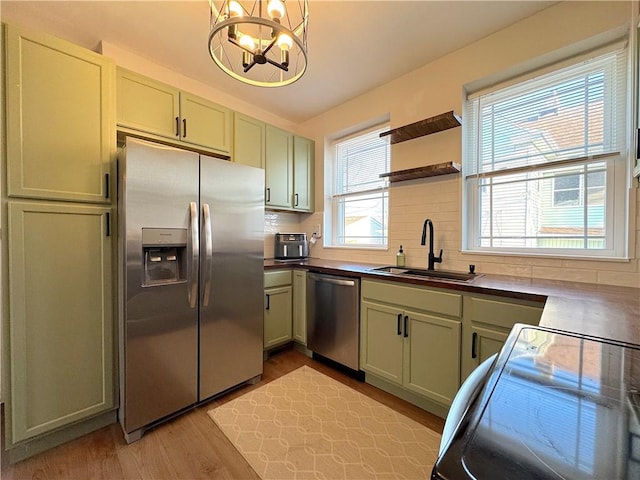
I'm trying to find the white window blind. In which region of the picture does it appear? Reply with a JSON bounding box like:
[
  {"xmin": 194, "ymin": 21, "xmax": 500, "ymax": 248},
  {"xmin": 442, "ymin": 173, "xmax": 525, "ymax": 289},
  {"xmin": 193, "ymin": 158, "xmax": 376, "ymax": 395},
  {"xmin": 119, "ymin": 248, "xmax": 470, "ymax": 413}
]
[
  {"xmin": 463, "ymin": 46, "xmax": 628, "ymax": 257},
  {"xmin": 331, "ymin": 125, "xmax": 390, "ymax": 247}
]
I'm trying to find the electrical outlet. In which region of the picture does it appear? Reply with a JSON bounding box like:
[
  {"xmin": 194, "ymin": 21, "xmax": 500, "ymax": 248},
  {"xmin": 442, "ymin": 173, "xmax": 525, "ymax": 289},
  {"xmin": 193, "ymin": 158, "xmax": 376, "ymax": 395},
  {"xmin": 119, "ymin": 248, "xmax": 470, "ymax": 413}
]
[{"xmin": 314, "ymin": 224, "xmax": 322, "ymax": 238}]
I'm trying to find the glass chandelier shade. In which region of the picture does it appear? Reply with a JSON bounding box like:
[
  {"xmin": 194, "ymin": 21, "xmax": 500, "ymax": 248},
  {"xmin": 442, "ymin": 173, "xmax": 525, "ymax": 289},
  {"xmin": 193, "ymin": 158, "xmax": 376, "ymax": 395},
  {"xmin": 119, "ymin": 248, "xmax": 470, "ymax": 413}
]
[{"xmin": 208, "ymin": 0, "xmax": 309, "ymax": 87}]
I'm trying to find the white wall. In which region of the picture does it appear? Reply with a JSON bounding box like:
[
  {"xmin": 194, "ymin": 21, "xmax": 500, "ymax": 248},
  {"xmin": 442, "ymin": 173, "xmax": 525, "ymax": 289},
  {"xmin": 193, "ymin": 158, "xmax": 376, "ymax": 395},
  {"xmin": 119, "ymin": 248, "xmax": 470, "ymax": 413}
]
[{"xmin": 293, "ymin": 0, "xmax": 639, "ymax": 288}]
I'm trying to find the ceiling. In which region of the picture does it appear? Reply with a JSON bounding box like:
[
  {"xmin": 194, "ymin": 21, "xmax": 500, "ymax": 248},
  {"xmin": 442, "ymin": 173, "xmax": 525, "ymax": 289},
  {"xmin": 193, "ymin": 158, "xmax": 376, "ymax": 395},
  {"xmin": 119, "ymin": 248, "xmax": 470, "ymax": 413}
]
[{"xmin": 0, "ymin": 1, "xmax": 557, "ymax": 123}]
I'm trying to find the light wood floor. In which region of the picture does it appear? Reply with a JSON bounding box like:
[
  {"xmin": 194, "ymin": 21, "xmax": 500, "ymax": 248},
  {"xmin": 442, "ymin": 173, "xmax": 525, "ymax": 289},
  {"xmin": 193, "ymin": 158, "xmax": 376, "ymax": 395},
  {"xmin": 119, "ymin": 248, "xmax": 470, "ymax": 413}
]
[{"xmin": 1, "ymin": 347, "xmax": 444, "ymax": 479}]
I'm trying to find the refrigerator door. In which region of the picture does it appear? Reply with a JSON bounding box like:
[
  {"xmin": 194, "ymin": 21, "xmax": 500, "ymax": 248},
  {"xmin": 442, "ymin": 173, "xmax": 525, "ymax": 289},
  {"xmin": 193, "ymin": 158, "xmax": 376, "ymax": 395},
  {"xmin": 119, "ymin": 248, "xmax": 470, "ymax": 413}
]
[
  {"xmin": 121, "ymin": 138, "xmax": 199, "ymax": 435},
  {"xmin": 198, "ymin": 156, "xmax": 264, "ymax": 400}
]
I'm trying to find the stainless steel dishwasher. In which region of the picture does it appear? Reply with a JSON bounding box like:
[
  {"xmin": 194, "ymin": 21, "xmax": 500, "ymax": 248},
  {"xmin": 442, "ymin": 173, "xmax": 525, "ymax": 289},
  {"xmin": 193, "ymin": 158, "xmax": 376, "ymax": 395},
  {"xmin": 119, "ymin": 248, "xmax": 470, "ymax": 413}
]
[{"xmin": 306, "ymin": 272, "xmax": 360, "ymax": 371}]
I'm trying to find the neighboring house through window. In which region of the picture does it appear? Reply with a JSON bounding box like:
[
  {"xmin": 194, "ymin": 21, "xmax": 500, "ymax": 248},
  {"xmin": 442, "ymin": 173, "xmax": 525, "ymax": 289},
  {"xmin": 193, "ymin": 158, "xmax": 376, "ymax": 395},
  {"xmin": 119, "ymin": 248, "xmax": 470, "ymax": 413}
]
[
  {"xmin": 463, "ymin": 42, "xmax": 629, "ymax": 258},
  {"xmin": 326, "ymin": 123, "xmax": 390, "ymax": 248}
]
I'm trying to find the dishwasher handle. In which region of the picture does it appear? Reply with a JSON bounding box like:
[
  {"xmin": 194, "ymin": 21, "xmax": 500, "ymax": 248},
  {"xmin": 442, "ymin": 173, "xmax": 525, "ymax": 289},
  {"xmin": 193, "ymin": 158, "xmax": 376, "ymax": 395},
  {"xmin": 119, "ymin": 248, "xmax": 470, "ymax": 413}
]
[{"xmin": 308, "ymin": 273, "xmax": 356, "ymax": 287}]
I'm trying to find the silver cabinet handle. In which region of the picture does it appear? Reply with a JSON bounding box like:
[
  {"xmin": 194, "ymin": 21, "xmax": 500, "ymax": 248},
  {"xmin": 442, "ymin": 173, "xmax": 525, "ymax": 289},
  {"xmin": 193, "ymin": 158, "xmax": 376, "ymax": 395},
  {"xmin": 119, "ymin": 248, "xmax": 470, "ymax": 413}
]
[
  {"xmin": 308, "ymin": 274, "xmax": 355, "ymax": 287},
  {"xmin": 202, "ymin": 203, "xmax": 213, "ymax": 307},
  {"xmin": 188, "ymin": 201, "xmax": 199, "ymax": 308}
]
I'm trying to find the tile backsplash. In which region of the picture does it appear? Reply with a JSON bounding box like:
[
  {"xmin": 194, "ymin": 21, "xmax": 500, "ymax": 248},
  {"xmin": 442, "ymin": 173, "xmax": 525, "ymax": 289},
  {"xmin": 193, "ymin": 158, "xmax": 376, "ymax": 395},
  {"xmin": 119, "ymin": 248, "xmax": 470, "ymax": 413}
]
[
  {"xmin": 264, "ymin": 179, "xmax": 640, "ymax": 288},
  {"xmin": 263, "ymin": 211, "xmax": 305, "ymax": 258}
]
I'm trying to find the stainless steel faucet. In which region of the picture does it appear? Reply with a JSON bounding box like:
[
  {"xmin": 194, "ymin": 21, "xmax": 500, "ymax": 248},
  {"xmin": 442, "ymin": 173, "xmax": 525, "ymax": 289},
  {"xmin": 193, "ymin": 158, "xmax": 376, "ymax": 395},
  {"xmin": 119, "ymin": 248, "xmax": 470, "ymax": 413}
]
[{"xmin": 421, "ymin": 219, "xmax": 442, "ymax": 270}]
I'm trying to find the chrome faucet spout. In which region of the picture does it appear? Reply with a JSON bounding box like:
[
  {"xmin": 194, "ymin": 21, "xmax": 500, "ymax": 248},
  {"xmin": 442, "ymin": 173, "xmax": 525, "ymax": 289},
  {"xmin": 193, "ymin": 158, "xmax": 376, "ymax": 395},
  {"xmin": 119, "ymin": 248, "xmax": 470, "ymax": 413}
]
[{"xmin": 420, "ymin": 218, "xmax": 442, "ymax": 270}]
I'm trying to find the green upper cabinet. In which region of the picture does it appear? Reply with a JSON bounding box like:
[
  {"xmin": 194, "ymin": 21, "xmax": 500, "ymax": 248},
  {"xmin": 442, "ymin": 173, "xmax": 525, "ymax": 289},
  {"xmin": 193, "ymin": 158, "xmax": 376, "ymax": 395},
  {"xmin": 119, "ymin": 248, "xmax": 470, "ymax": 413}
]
[
  {"xmin": 7, "ymin": 201, "xmax": 114, "ymax": 444},
  {"xmin": 265, "ymin": 125, "xmax": 293, "ymax": 208},
  {"xmin": 265, "ymin": 126, "xmax": 314, "ymax": 211},
  {"xmin": 233, "ymin": 113, "xmax": 266, "ymax": 169},
  {"xmin": 5, "ymin": 23, "xmax": 114, "ymax": 204},
  {"xmin": 180, "ymin": 91, "xmax": 231, "ymax": 152},
  {"xmin": 116, "ymin": 68, "xmax": 231, "ymax": 155},
  {"xmin": 635, "ymin": 22, "xmax": 640, "ymax": 177},
  {"xmin": 116, "ymin": 68, "xmax": 180, "ymax": 139},
  {"xmin": 293, "ymin": 136, "xmax": 314, "ymax": 212}
]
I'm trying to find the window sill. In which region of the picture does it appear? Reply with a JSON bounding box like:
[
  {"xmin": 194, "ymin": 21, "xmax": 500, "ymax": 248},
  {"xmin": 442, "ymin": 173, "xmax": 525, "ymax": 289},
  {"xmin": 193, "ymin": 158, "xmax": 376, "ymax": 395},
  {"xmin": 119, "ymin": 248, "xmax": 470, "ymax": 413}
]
[
  {"xmin": 323, "ymin": 244, "xmax": 389, "ymax": 251},
  {"xmin": 462, "ymin": 248, "xmax": 630, "ymax": 262}
]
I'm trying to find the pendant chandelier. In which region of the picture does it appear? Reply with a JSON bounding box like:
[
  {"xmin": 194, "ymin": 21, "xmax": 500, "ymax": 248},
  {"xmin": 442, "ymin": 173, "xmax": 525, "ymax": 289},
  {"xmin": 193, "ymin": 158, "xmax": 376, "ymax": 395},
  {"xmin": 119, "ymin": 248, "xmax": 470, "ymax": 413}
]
[{"xmin": 208, "ymin": 0, "xmax": 309, "ymax": 87}]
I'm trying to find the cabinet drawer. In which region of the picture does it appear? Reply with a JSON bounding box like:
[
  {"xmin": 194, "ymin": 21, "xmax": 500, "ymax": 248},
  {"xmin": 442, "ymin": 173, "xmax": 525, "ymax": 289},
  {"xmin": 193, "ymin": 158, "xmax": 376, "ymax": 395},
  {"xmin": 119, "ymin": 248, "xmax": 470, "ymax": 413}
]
[
  {"xmin": 466, "ymin": 296, "xmax": 543, "ymax": 329},
  {"xmin": 362, "ymin": 280, "xmax": 462, "ymax": 318},
  {"xmin": 264, "ymin": 270, "xmax": 292, "ymax": 288}
]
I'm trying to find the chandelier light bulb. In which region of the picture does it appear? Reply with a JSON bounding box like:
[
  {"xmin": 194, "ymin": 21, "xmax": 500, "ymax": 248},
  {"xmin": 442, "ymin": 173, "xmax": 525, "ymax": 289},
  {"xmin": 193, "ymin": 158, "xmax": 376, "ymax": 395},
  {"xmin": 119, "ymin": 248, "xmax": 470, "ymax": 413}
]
[
  {"xmin": 276, "ymin": 33, "xmax": 293, "ymax": 50},
  {"xmin": 239, "ymin": 33, "xmax": 256, "ymax": 51},
  {"xmin": 267, "ymin": 0, "xmax": 285, "ymax": 20},
  {"xmin": 227, "ymin": 1, "xmax": 243, "ymax": 17}
]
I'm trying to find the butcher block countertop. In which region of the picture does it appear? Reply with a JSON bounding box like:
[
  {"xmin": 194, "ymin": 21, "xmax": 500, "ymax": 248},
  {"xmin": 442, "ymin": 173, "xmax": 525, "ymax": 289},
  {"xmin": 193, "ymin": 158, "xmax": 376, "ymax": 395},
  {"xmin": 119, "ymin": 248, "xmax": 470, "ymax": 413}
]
[{"xmin": 264, "ymin": 258, "xmax": 640, "ymax": 345}]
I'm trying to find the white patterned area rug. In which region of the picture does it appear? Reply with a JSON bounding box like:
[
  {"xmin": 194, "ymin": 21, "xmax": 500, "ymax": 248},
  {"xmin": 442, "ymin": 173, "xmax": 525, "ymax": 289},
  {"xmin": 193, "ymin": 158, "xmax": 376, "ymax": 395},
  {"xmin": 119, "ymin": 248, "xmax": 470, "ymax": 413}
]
[{"xmin": 208, "ymin": 365, "xmax": 441, "ymax": 479}]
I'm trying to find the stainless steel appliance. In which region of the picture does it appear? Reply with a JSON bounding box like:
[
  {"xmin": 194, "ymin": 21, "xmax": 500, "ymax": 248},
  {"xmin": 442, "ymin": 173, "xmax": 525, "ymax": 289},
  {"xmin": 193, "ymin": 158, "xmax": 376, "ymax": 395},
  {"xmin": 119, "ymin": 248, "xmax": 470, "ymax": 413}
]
[
  {"xmin": 306, "ymin": 273, "xmax": 360, "ymax": 371},
  {"xmin": 118, "ymin": 137, "xmax": 264, "ymax": 443},
  {"xmin": 432, "ymin": 324, "xmax": 640, "ymax": 479},
  {"xmin": 274, "ymin": 233, "xmax": 308, "ymax": 259}
]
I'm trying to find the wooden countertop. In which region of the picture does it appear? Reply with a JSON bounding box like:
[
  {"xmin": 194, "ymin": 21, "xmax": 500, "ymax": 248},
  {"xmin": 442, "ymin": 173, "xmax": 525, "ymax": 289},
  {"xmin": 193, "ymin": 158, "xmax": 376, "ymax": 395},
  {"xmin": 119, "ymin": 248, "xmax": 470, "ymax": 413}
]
[{"xmin": 265, "ymin": 258, "xmax": 640, "ymax": 345}]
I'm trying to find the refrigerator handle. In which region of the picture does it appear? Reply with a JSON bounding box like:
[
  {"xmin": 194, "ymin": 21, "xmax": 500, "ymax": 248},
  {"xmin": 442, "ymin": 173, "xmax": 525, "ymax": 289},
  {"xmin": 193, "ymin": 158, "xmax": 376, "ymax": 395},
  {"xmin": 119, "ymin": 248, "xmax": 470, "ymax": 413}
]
[
  {"xmin": 188, "ymin": 201, "xmax": 199, "ymax": 308},
  {"xmin": 202, "ymin": 203, "xmax": 213, "ymax": 306}
]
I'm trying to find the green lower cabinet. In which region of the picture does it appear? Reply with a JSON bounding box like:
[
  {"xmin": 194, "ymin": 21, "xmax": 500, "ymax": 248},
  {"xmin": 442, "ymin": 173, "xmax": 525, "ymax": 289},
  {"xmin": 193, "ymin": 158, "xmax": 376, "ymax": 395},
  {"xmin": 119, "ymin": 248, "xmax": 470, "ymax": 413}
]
[
  {"xmin": 469, "ymin": 325, "xmax": 509, "ymax": 368},
  {"xmin": 361, "ymin": 294, "xmax": 461, "ymax": 407},
  {"xmin": 461, "ymin": 294, "xmax": 544, "ymax": 380},
  {"xmin": 403, "ymin": 311, "xmax": 461, "ymax": 406},
  {"xmin": 292, "ymin": 270, "xmax": 307, "ymax": 345},
  {"xmin": 7, "ymin": 201, "xmax": 114, "ymax": 444},
  {"xmin": 360, "ymin": 301, "xmax": 404, "ymax": 384},
  {"xmin": 264, "ymin": 286, "xmax": 293, "ymax": 349}
]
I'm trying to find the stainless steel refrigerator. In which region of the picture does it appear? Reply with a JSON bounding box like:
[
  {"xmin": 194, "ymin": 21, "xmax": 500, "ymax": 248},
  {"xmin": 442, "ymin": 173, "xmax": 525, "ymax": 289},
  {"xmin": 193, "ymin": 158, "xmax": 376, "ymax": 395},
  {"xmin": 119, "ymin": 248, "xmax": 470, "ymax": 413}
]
[{"xmin": 118, "ymin": 137, "xmax": 264, "ymax": 443}]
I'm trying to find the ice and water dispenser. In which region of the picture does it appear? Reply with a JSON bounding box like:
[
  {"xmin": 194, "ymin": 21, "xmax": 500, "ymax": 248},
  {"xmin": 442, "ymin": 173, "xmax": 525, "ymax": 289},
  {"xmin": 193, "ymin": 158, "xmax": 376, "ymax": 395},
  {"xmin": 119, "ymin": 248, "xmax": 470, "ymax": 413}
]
[{"xmin": 141, "ymin": 228, "xmax": 187, "ymax": 286}]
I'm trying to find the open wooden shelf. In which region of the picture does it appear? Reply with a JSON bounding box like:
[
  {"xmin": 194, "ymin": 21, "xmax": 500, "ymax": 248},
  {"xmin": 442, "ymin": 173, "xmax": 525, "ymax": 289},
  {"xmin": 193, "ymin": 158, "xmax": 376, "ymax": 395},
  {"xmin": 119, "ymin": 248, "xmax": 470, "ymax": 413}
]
[
  {"xmin": 380, "ymin": 161, "xmax": 461, "ymax": 183},
  {"xmin": 379, "ymin": 111, "xmax": 462, "ymax": 145}
]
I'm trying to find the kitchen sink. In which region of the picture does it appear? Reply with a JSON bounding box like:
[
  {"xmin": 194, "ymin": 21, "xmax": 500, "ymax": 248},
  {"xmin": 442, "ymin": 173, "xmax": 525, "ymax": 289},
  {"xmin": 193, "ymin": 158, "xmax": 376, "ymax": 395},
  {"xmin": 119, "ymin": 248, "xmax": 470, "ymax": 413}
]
[{"xmin": 371, "ymin": 266, "xmax": 482, "ymax": 282}]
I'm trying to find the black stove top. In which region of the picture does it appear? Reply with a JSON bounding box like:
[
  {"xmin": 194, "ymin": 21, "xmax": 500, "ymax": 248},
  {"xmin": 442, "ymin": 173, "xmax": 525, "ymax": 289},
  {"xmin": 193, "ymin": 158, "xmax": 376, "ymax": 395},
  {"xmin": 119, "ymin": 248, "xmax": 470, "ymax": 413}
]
[{"xmin": 433, "ymin": 325, "xmax": 640, "ymax": 480}]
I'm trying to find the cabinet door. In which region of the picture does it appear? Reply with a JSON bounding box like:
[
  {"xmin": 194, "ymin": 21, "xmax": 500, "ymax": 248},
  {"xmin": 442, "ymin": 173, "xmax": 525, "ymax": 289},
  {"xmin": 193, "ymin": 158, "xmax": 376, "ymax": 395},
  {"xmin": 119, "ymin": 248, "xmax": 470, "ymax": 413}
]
[
  {"xmin": 180, "ymin": 92, "xmax": 232, "ymax": 154},
  {"xmin": 360, "ymin": 301, "xmax": 404, "ymax": 385},
  {"xmin": 293, "ymin": 136, "xmax": 314, "ymax": 212},
  {"xmin": 6, "ymin": 24, "xmax": 113, "ymax": 203},
  {"xmin": 264, "ymin": 286, "xmax": 292, "ymax": 349},
  {"xmin": 116, "ymin": 68, "xmax": 180, "ymax": 139},
  {"xmin": 292, "ymin": 270, "xmax": 307, "ymax": 345},
  {"xmin": 265, "ymin": 126, "xmax": 293, "ymax": 208},
  {"xmin": 403, "ymin": 311, "xmax": 461, "ymax": 406},
  {"xmin": 234, "ymin": 114, "xmax": 266, "ymax": 169},
  {"xmin": 8, "ymin": 202, "xmax": 114, "ymax": 443},
  {"xmin": 467, "ymin": 326, "xmax": 509, "ymax": 373}
]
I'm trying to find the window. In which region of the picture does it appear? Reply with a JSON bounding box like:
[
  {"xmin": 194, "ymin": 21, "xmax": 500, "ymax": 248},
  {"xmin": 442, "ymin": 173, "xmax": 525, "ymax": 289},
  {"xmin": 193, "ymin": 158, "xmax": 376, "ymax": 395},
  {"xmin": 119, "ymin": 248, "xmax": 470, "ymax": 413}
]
[
  {"xmin": 328, "ymin": 124, "xmax": 390, "ymax": 247},
  {"xmin": 463, "ymin": 45, "xmax": 629, "ymax": 258}
]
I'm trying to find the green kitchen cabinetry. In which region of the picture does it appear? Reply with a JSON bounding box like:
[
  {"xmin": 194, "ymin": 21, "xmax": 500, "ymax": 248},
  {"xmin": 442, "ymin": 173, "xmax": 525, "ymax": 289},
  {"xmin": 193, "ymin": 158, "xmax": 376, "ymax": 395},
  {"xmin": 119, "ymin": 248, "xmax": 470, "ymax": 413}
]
[
  {"xmin": 116, "ymin": 68, "xmax": 232, "ymax": 155},
  {"xmin": 265, "ymin": 126, "xmax": 314, "ymax": 212},
  {"xmin": 293, "ymin": 136, "xmax": 314, "ymax": 212},
  {"xmin": 461, "ymin": 294, "xmax": 544, "ymax": 380},
  {"xmin": 265, "ymin": 125, "xmax": 293, "ymax": 209},
  {"xmin": 361, "ymin": 280, "xmax": 462, "ymax": 408},
  {"xmin": 292, "ymin": 270, "xmax": 307, "ymax": 345},
  {"xmin": 5, "ymin": 23, "xmax": 114, "ymax": 204},
  {"xmin": 6, "ymin": 201, "xmax": 115, "ymax": 445},
  {"xmin": 233, "ymin": 113, "xmax": 266, "ymax": 169},
  {"xmin": 264, "ymin": 270, "xmax": 293, "ymax": 349}
]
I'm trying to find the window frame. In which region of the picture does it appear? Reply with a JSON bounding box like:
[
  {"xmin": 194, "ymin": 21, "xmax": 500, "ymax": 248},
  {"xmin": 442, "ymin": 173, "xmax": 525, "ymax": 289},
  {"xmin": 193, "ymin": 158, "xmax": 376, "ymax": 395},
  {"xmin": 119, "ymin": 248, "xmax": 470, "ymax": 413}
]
[
  {"xmin": 462, "ymin": 44, "xmax": 630, "ymax": 260},
  {"xmin": 325, "ymin": 122, "xmax": 390, "ymax": 249}
]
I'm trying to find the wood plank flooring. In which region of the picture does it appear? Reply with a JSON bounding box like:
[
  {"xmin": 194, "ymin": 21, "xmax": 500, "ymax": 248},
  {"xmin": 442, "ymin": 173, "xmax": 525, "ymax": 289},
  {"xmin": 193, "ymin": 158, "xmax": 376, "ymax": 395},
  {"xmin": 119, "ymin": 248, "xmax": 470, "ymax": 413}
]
[{"xmin": 1, "ymin": 347, "xmax": 444, "ymax": 479}]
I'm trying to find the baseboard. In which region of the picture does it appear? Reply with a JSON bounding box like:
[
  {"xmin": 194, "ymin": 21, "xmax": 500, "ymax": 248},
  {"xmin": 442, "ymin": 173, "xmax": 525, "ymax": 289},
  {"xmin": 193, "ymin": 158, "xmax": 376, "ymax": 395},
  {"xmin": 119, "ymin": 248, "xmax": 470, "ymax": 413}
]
[
  {"xmin": 5, "ymin": 409, "xmax": 117, "ymax": 464},
  {"xmin": 365, "ymin": 373, "xmax": 450, "ymax": 419}
]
